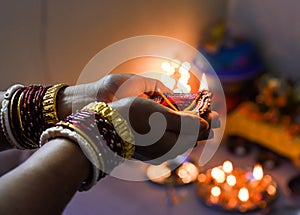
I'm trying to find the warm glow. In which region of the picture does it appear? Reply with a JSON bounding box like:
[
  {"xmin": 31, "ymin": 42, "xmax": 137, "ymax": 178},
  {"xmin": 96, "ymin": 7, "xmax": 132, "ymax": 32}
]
[
  {"xmin": 238, "ymin": 187, "xmax": 249, "ymax": 202},
  {"xmin": 178, "ymin": 168, "xmax": 192, "ymax": 183},
  {"xmin": 211, "ymin": 186, "xmax": 221, "ymax": 197},
  {"xmin": 222, "ymin": 160, "xmax": 233, "ymax": 173},
  {"xmin": 211, "ymin": 167, "xmax": 226, "ymax": 183},
  {"xmin": 226, "ymin": 174, "xmax": 237, "ymax": 186},
  {"xmin": 177, "ymin": 162, "xmax": 198, "ymax": 184},
  {"xmin": 253, "ymin": 164, "xmax": 264, "ymax": 181},
  {"xmin": 198, "ymin": 173, "xmax": 207, "ymax": 183},
  {"xmin": 227, "ymin": 198, "xmax": 238, "ymax": 209},
  {"xmin": 160, "ymin": 60, "xmax": 192, "ymax": 93},
  {"xmin": 161, "ymin": 61, "xmax": 174, "ymax": 75},
  {"xmin": 171, "ymin": 59, "xmax": 181, "ymax": 68},
  {"xmin": 267, "ymin": 184, "xmax": 277, "ymax": 196},
  {"xmin": 197, "ymin": 161, "xmax": 278, "ymax": 212},
  {"xmin": 199, "ymin": 73, "xmax": 208, "ymax": 90},
  {"xmin": 161, "ymin": 74, "xmax": 176, "ymax": 90},
  {"xmin": 146, "ymin": 164, "xmax": 171, "ymax": 183}
]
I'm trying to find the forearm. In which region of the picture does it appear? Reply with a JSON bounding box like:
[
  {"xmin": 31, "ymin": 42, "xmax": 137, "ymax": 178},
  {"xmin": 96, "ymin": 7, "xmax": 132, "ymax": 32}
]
[{"xmin": 0, "ymin": 138, "xmax": 90, "ymax": 215}]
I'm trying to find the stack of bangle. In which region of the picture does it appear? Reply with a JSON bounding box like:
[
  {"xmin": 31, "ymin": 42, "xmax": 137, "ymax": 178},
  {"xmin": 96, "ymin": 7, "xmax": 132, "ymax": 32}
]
[
  {"xmin": 0, "ymin": 83, "xmax": 68, "ymax": 149},
  {"xmin": 40, "ymin": 102, "xmax": 135, "ymax": 191}
]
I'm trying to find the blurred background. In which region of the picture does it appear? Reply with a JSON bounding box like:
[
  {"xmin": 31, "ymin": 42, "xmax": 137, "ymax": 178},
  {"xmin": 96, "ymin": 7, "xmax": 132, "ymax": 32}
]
[
  {"xmin": 1, "ymin": 0, "xmax": 299, "ymax": 87},
  {"xmin": 1, "ymin": 0, "xmax": 300, "ymax": 214}
]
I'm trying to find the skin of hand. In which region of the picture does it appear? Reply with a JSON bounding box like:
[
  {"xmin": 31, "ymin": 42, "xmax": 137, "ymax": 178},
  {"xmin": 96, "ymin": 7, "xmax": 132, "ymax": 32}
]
[
  {"xmin": 57, "ymin": 74, "xmax": 172, "ymax": 119},
  {"xmin": 57, "ymin": 74, "xmax": 220, "ymax": 164},
  {"xmin": 109, "ymin": 97, "xmax": 219, "ymax": 164},
  {"xmin": 0, "ymin": 75, "xmax": 220, "ymax": 214},
  {"xmin": 0, "ymin": 138, "xmax": 91, "ymax": 215}
]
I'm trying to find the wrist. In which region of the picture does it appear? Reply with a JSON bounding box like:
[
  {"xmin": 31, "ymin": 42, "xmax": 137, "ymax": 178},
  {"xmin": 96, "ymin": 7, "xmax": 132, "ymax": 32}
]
[
  {"xmin": 57, "ymin": 84, "xmax": 97, "ymax": 120},
  {"xmin": 56, "ymin": 86, "xmax": 73, "ymax": 120}
]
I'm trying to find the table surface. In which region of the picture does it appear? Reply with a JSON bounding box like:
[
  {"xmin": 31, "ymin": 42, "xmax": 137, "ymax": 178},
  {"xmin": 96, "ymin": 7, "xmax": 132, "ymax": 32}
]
[{"xmin": 63, "ymin": 142, "xmax": 300, "ymax": 215}]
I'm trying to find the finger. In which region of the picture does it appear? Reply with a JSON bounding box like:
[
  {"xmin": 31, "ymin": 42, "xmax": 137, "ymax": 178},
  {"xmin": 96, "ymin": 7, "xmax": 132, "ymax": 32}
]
[
  {"xmin": 196, "ymin": 129, "xmax": 215, "ymax": 145},
  {"xmin": 133, "ymin": 131, "xmax": 196, "ymax": 164},
  {"xmin": 197, "ymin": 129, "xmax": 214, "ymax": 141},
  {"xmin": 165, "ymin": 109, "xmax": 210, "ymax": 132},
  {"xmin": 207, "ymin": 111, "xmax": 221, "ymax": 128}
]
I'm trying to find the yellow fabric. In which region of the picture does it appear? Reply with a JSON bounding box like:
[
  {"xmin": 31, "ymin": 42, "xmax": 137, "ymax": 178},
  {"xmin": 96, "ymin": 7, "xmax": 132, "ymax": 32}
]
[{"xmin": 226, "ymin": 102, "xmax": 300, "ymax": 167}]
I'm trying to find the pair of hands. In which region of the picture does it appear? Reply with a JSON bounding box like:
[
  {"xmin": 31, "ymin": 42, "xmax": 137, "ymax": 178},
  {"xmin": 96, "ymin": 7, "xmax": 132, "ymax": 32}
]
[{"xmin": 58, "ymin": 74, "xmax": 220, "ymax": 164}]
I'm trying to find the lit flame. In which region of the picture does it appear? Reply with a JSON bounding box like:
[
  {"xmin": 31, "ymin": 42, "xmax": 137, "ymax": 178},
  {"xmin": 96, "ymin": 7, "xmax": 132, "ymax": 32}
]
[
  {"xmin": 253, "ymin": 164, "xmax": 264, "ymax": 181},
  {"xmin": 222, "ymin": 160, "xmax": 233, "ymax": 173},
  {"xmin": 226, "ymin": 174, "xmax": 237, "ymax": 186},
  {"xmin": 199, "ymin": 73, "xmax": 208, "ymax": 91},
  {"xmin": 211, "ymin": 167, "xmax": 226, "ymax": 183},
  {"xmin": 238, "ymin": 187, "xmax": 249, "ymax": 202},
  {"xmin": 211, "ymin": 186, "xmax": 221, "ymax": 197}
]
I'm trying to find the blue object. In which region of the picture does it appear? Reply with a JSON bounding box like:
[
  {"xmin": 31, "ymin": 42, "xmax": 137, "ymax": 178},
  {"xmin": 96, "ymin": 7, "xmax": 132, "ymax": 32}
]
[{"xmin": 196, "ymin": 42, "xmax": 263, "ymax": 82}]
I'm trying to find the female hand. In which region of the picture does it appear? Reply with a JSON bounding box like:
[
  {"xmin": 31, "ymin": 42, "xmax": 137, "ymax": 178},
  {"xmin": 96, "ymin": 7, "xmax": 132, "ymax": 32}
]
[
  {"xmin": 109, "ymin": 97, "xmax": 220, "ymax": 164},
  {"xmin": 57, "ymin": 74, "xmax": 172, "ymax": 119}
]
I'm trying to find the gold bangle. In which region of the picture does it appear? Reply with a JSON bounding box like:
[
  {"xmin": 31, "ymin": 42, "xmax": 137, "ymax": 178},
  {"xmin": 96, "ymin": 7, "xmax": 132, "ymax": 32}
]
[
  {"xmin": 9, "ymin": 88, "xmax": 33, "ymax": 149},
  {"xmin": 82, "ymin": 102, "xmax": 135, "ymax": 159},
  {"xmin": 42, "ymin": 84, "xmax": 68, "ymax": 126}
]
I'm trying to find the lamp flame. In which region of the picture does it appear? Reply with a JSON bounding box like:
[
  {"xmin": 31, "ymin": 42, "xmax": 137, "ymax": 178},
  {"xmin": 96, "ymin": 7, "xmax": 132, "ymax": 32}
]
[
  {"xmin": 211, "ymin": 167, "xmax": 226, "ymax": 183},
  {"xmin": 253, "ymin": 164, "xmax": 264, "ymax": 181},
  {"xmin": 199, "ymin": 73, "xmax": 208, "ymax": 91},
  {"xmin": 211, "ymin": 186, "xmax": 221, "ymax": 197},
  {"xmin": 222, "ymin": 160, "xmax": 233, "ymax": 173},
  {"xmin": 238, "ymin": 187, "xmax": 249, "ymax": 202}
]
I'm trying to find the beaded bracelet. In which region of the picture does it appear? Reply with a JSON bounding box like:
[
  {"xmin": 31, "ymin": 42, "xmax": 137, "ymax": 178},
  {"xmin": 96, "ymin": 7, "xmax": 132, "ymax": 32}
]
[{"xmin": 0, "ymin": 83, "xmax": 68, "ymax": 149}]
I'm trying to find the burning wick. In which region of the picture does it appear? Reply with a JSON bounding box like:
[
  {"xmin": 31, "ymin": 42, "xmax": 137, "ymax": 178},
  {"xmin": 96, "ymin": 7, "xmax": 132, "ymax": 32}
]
[{"xmin": 200, "ymin": 73, "xmax": 209, "ymax": 91}]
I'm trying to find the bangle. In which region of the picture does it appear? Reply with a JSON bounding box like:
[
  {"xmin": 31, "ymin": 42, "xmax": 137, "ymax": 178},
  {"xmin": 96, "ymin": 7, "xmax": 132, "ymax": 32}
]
[
  {"xmin": 40, "ymin": 101, "xmax": 135, "ymax": 191},
  {"xmin": 16, "ymin": 88, "xmax": 37, "ymax": 148},
  {"xmin": 64, "ymin": 110, "xmax": 124, "ymax": 171},
  {"xmin": 1, "ymin": 84, "xmax": 25, "ymax": 149},
  {"xmin": 56, "ymin": 121, "xmax": 106, "ymax": 174},
  {"xmin": 82, "ymin": 102, "xmax": 135, "ymax": 159},
  {"xmin": 1, "ymin": 83, "xmax": 67, "ymax": 149},
  {"xmin": 40, "ymin": 125, "xmax": 102, "ymax": 191},
  {"xmin": 42, "ymin": 83, "xmax": 68, "ymax": 126}
]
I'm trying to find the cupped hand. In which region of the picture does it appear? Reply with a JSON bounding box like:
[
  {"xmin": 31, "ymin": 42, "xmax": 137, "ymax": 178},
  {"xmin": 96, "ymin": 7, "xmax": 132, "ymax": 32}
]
[
  {"xmin": 57, "ymin": 74, "xmax": 171, "ymax": 119},
  {"xmin": 109, "ymin": 97, "xmax": 220, "ymax": 164},
  {"xmin": 94, "ymin": 74, "xmax": 172, "ymax": 102}
]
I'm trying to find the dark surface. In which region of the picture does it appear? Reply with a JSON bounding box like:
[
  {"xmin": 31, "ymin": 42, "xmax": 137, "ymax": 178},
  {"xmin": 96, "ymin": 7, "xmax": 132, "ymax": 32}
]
[{"xmin": 64, "ymin": 141, "xmax": 300, "ymax": 215}]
